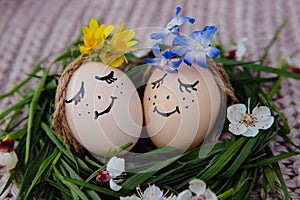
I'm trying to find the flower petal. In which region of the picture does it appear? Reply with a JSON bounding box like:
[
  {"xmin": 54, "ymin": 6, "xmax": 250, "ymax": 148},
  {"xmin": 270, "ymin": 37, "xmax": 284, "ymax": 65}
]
[
  {"xmin": 255, "ymin": 116, "xmax": 274, "ymax": 130},
  {"xmin": 189, "ymin": 179, "xmax": 206, "ymax": 196},
  {"xmin": 107, "ymin": 156, "xmax": 125, "ymax": 178},
  {"xmin": 109, "ymin": 179, "xmax": 122, "ymax": 191},
  {"xmin": 177, "ymin": 189, "xmax": 192, "ymax": 200},
  {"xmin": 152, "ymin": 43, "xmax": 161, "ymax": 57},
  {"xmin": 205, "ymin": 188, "xmax": 218, "ymax": 200},
  {"xmin": 143, "ymin": 185, "xmax": 164, "ymax": 199},
  {"xmin": 206, "ymin": 46, "xmax": 221, "ymax": 59},
  {"xmin": 178, "ymin": 16, "xmax": 195, "ymax": 25},
  {"xmin": 229, "ymin": 123, "xmax": 247, "ymax": 135},
  {"xmin": 200, "ymin": 26, "xmax": 217, "ymax": 47},
  {"xmin": 173, "ymin": 35, "xmax": 194, "ymax": 49},
  {"xmin": 227, "ymin": 104, "xmax": 247, "ymax": 123},
  {"xmin": 241, "ymin": 128, "xmax": 259, "ymax": 137},
  {"xmin": 0, "ymin": 151, "xmax": 18, "ymax": 170},
  {"xmin": 184, "ymin": 51, "xmax": 196, "ymax": 66},
  {"xmin": 252, "ymin": 106, "xmax": 272, "ymax": 121},
  {"xmin": 195, "ymin": 52, "xmax": 208, "ymax": 68}
]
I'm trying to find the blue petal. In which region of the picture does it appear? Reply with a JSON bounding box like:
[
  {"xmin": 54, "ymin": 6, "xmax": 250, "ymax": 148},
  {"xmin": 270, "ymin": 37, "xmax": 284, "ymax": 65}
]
[
  {"xmin": 162, "ymin": 50, "xmax": 178, "ymax": 59},
  {"xmin": 151, "ymin": 31, "xmax": 167, "ymax": 40},
  {"xmin": 173, "ymin": 35, "xmax": 193, "ymax": 49},
  {"xmin": 145, "ymin": 58, "xmax": 157, "ymax": 64},
  {"xmin": 170, "ymin": 47, "xmax": 186, "ymax": 56},
  {"xmin": 195, "ymin": 52, "xmax": 208, "ymax": 68},
  {"xmin": 190, "ymin": 31, "xmax": 202, "ymax": 43},
  {"xmin": 174, "ymin": 7, "xmax": 181, "ymax": 16},
  {"xmin": 152, "ymin": 43, "xmax": 161, "ymax": 57},
  {"xmin": 178, "ymin": 16, "xmax": 195, "ymax": 25},
  {"xmin": 171, "ymin": 57, "xmax": 182, "ymax": 68},
  {"xmin": 184, "ymin": 51, "xmax": 195, "ymax": 66},
  {"xmin": 206, "ymin": 46, "xmax": 221, "ymax": 59},
  {"xmin": 200, "ymin": 26, "xmax": 217, "ymax": 47}
]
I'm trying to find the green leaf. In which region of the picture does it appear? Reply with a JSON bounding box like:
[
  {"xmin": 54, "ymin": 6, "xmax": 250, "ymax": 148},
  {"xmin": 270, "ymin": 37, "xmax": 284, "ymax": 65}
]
[{"xmin": 0, "ymin": 96, "xmax": 32, "ymax": 120}]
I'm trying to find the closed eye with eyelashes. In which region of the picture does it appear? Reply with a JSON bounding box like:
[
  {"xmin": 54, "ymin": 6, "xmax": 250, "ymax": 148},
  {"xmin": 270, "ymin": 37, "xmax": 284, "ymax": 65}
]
[
  {"xmin": 65, "ymin": 81, "xmax": 85, "ymax": 105},
  {"xmin": 95, "ymin": 71, "xmax": 117, "ymax": 84},
  {"xmin": 178, "ymin": 78, "xmax": 199, "ymax": 93},
  {"xmin": 151, "ymin": 73, "xmax": 167, "ymax": 89}
]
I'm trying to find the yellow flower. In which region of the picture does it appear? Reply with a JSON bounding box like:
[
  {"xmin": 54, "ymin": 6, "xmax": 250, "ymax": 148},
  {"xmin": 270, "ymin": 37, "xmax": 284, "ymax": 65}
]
[
  {"xmin": 100, "ymin": 23, "xmax": 137, "ymax": 67},
  {"xmin": 79, "ymin": 18, "xmax": 114, "ymax": 55}
]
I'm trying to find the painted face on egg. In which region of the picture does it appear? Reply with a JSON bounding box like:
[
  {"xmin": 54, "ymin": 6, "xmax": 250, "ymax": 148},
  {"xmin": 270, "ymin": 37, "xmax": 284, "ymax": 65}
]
[
  {"xmin": 143, "ymin": 64, "xmax": 222, "ymax": 151},
  {"xmin": 65, "ymin": 62, "xmax": 143, "ymax": 159}
]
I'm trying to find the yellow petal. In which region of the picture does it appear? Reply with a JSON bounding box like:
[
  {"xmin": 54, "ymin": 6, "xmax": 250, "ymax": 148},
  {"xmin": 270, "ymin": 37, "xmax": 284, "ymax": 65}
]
[
  {"xmin": 115, "ymin": 22, "xmax": 125, "ymax": 34},
  {"xmin": 104, "ymin": 25, "xmax": 114, "ymax": 38},
  {"xmin": 82, "ymin": 26, "xmax": 89, "ymax": 35},
  {"xmin": 89, "ymin": 18, "xmax": 99, "ymax": 32},
  {"xmin": 110, "ymin": 56, "xmax": 124, "ymax": 67}
]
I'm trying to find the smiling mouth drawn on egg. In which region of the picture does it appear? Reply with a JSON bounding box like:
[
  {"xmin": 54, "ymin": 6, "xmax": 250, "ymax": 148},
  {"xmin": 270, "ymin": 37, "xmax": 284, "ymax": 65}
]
[
  {"xmin": 153, "ymin": 105, "xmax": 180, "ymax": 117},
  {"xmin": 94, "ymin": 96, "xmax": 118, "ymax": 119}
]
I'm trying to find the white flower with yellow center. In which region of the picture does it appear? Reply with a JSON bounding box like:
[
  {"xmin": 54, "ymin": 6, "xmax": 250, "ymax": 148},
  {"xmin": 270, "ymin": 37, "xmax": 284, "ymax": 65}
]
[{"xmin": 227, "ymin": 101, "xmax": 274, "ymax": 137}]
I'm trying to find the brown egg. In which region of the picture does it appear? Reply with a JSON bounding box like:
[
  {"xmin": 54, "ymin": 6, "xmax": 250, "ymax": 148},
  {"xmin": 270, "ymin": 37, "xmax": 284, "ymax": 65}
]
[
  {"xmin": 143, "ymin": 62, "xmax": 226, "ymax": 151},
  {"xmin": 65, "ymin": 62, "xmax": 143, "ymax": 159}
]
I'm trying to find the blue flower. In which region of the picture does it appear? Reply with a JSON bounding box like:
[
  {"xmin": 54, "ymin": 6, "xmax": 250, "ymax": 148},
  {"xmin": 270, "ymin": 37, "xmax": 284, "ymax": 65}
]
[
  {"xmin": 145, "ymin": 43, "xmax": 182, "ymax": 73},
  {"xmin": 173, "ymin": 26, "xmax": 220, "ymax": 68},
  {"xmin": 150, "ymin": 7, "xmax": 195, "ymax": 44}
]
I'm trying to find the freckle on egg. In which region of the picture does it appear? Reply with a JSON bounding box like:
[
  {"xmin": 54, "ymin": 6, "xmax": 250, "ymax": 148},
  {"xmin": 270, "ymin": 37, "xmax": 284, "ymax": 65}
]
[
  {"xmin": 166, "ymin": 95, "xmax": 170, "ymax": 100},
  {"xmin": 98, "ymin": 96, "xmax": 101, "ymax": 99},
  {"xmin": 185, "ymin": 105, "xmax": 189, "ymax": 109},
  {"xmin": 79, "ymin": 113, "xmax": 81, "ymax": 116},
  {"xmin": 148, "ymin": 97, "xmax": 151, "ymax": 101},
  {"xmin": 120, "ymin": 91, "xmax": 123, "ymax": 94},
  {"xmin": 121, "ymin": 82, "xmax": 124, "ymax": 85},
  {"xmin": 183, "ymin": 97, "xmax": 186, "ymax": 101},
  {"xmin": 88, "ymin": 112, "xmax": 90, "ymax": 114},
  {"xmin": 154, "ymin": 95, "xmax": 157, "ymax": 99},
  {"xmin": 192, "ymin": 99, "xmax": 194, "ymax": 103},
  {"xmin": 153, "ymin": 102, "xmax": 155, "ymax": 106},
  {"xmin": 86, "ymin": 104, "xmax": 89, "ymax": 106}
]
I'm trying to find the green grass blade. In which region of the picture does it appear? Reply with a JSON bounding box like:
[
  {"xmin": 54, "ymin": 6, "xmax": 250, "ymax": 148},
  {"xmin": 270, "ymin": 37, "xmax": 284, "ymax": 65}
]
[
  {"xmin": 200, "ymin": 137, "xmax": 246, "ymax": 180},
  {"xmin": 23, "ymin": 149, "xmax": 59, "ymax": 199},
  {"xmin": 25, "ymin": 67, "xmax": 51, "ymax": 163},
  {"xmin": 0, "ymin": 96, "xmax": 32, "ymax": 119},
  {"xmin": 0, "ymin": 65, "xmax": 42, "ymax": 99}
]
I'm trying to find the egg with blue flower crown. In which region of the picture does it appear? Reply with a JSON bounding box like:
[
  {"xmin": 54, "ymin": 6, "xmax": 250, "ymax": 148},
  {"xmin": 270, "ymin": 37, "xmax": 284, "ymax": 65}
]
[
  {"xmin": 143, "ymin": 59, "xmax": 226, "ymax": 151},
  {"xmin": 144, "ymin": 21, "xmax": 226, "ymax": 151}
]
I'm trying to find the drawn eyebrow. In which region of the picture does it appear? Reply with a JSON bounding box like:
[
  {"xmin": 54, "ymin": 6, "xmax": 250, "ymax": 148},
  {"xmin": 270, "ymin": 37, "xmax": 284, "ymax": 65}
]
[
  {"xmin": 178, "ymin": 78, "xmax": 199, "ymax": 93},
  {"xmin": 151, "ymin": 73, "xmax": 167, "ymax": 89},
  {"xmin": 95, "ymin": 71, "xmax": 117, "ymax": 84},
  {"xmin": 65, "ymin": 81, "xmax": 85, "ymax": 105}
]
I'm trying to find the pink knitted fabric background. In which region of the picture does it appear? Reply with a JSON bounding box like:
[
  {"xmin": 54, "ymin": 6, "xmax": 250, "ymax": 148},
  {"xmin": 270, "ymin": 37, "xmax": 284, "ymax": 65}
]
[{"xmin": 0, "ymin": 0, "xmax": 299, "ymax": 199}]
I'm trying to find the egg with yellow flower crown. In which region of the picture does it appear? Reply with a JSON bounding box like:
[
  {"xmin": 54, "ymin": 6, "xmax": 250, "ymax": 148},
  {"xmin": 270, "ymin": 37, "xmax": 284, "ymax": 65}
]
[
  {"xmin": 59, "ymin": 19, "xmax": 143, "ymax": 159},
  {"xmin": 144, "ymin": 24, "xmax": 227, "ymax": 152}
]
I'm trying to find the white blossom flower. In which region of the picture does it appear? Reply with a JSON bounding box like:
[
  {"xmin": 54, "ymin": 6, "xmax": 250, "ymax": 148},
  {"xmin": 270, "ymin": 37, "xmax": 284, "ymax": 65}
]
[
  {"xmin": 98, "ymin": 156, "xmax": 125, "ymax": 191},
  {"xmin": 177, "ymin": 179, "xmax": 217, "ymax": 200},
  {"xmin": 226, "ymin": 37, "xmax": 248, "ymax": 61},
  {"xmin": 120, "ymin": 184, "xmax": 176, "ymax": 200},
  {"xmin": 0, "ymin": 137, "xmax": 18, "ymax": 170},
  {"xmin": 227, "ymin": 102, "xmax": 274, "ymax": 137}
]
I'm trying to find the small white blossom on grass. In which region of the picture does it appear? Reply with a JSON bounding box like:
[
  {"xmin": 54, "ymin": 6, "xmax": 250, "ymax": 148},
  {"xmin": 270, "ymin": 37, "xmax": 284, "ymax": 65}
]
[
  {"xmin": 98, "ymin": 156, "xmax": 125, "ymax": 191},
  {"xmin": 0, "ymin": 137, "xmax": 18, "ymax": 170},
  {"xmin": 177, "ymin": 179, "xmax": 217, "ymax": 200},
  {"xmin": 226, "ymin": 37, "xmax": 248, "ymax": 61},
  {"xmin": 120, "ymin": 184, "xmax": 176, "ymax": 200},
  {"xmin": 227, "ymin": 100, "xmax": 274, "ymax": 137}
]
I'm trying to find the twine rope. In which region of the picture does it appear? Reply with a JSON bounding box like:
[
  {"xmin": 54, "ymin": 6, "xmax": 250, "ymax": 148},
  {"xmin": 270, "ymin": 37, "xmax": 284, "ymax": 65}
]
[{"xmin": 52, "ymin": 55, "xmax": 87, "ymax": 153}]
